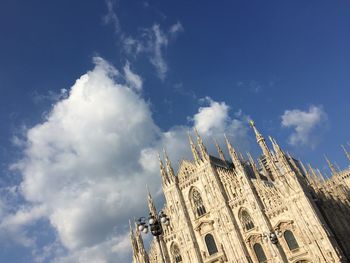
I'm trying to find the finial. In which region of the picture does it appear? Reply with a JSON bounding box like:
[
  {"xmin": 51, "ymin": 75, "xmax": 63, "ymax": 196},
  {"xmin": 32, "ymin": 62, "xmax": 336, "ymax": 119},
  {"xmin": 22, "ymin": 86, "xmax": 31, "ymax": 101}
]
[
  {"xmin": 163, "ymin": 148, "xmax": 175, "ymax": 181},
  {"xmin": 224, "ymin": 134, "xmax": 242, "ymax": 170},
  {"xmin": 188, "ymin": 131, "xmax": 201, "ymax": 163},
  {"xmin": 129, "ymin": 219, "xmax": 134, "ymax": 233},
  {"xmin": 316, "ymin": 168, "xmax": 326, "ymax": 183},
  {"xmin": 146, "ymin": 184, "xmax": 150, "ymax": 195},
  {"xmin": 247, "ymin": 152, "xmax": 261, "ymax": 181},
  {"xmin": 158, "ymin": 152, "xmax": 169, "ymax": 185},
  {"xmin": 146, "ymin": 186, "xmax": 157, "ymax": 216},
  {"xmin": 193, "ymin": 127, "xmax": 209, "ymax": 160},
  {"xmin": 213, "ymin": 138, "xmax": 226, "ymax": 163},
  {"xmin": 324, "ymin": 155, "xmax": 338, "ymax": 175},
  {"xmin": 341, "ymin": 145, "xmax": 350, "ymax": 161}
]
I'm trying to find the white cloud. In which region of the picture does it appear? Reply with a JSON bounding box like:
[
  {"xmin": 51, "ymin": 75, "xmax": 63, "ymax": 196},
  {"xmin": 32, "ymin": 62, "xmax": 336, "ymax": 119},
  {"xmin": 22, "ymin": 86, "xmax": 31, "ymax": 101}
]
[
  {"xmin": 7, "ymin": 57, "xmax": 161, "ymax": 261},
  {"xmin": 169, "ymin": 22, "xmax": 184, "ymax": 36},
  {"xmin": 281, "ymin": 105, "xmax": 328, "ymax": 148},
  {"xmin": 191, "ymin": 97, "xmax": 250, "ymax": 144},
  {"xmin": 123, "ymin": 62, "xmax": 143, "ymax": 91},
  {"xmin": 0, "ymin": 205, "xmax": 47, "ymax": 247},
  {"xmin": 122, "ymin": 23, "xmax": 183, "ymax": 80},
  {"xmin": 4, "ymin": 58, "xmax": 250, "ymax": 262},
  {"xmin": 102, "ymin": 0, "xmax": 120, "ymax": 33},
  {"xmin": 149, "ymin": 24, "xmax": 168, "ymax": 80},
  {"xmin": 192, "ymin": 97, "xmax": 230, "ymax": 135}
]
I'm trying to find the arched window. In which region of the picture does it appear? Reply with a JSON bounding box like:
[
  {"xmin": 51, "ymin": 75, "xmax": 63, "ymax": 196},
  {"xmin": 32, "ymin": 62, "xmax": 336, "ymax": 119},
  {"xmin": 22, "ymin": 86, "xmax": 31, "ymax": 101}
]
[
  {"xmin": 205, "ymin": 234, "xmax": 218, "ymax": 255},
  {"xmin": 253, "ymin": 243, "xmax": 267, "ymax": 263},
  {"xmin": 284, "ymin": 230, "xmax": 299, "ymax": 250},
  {"xmin": 239, "ymin": 209, "xmax": 255, "ymax": 231},
  {"xmin": 191, "ymin": 188, "xmax": 206, "ymax": 217},
  {"xmin": 171, "ymin": 244, "xmax": 182, "ymax": 263}
]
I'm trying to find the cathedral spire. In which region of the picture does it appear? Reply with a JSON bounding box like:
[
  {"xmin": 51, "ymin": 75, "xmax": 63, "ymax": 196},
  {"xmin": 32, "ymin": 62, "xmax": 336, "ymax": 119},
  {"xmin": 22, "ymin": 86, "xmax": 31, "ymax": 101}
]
[
  {"xmin": 163, "ymin": 148, "xmax": 176, "ymax": 183},
  {"xmin": 249, "ymin": 120, "xmax": 272, "ymax": 160},
  {"xmin": 299, "ymin": 160, "xmax": 314, "ymax": 184},
  {"xmin": 247, "ymin": 152, "xmax": 261, "ymax": 181},
  {"xmin": 269, "ymin": 136, "xmax": 284, "ymax": 156},
  {"xmin": 129, "ymin": 222, "xmax": 138, "ymax": 258},
  {"xmin": 147, "ymin": 186, "xmax": 157, "ymax": 216},
  {"xmin": 132, "ymin": 219, "xmax": 149, "ymax": 262},
  {"xmin": 258, "ymin": 157, "xmax": 273, "ymax": 181},
  {"xmin": 129, "ymin": 219, "xmax": 136, "ymax": 247},
  {"xmin": 307, "ymin": 164, "xmax": 321, "ymax": 185},
  {"xmin": 194, "ymin": 128, "xmax": 209, "ymax": 160},
  {"xmin": 188, "ymin": 131, "xmax": 201, "ymax": 163},
  {"xmin": 324, "ymin": 155, "xmax": 338, "ymax": 175},
  {"xmin": 341, "ymin": 145, "xmax": 350, "ymax": 161},
  {"xmin": 316, "ymin": 168, "xmax": 326, "ymax": 183},
  {"xmin": 129, "ymin": 219, "xmax": 134, "ymax": 235},
  {"xmin": 158, "ymin": 153, "xmax": 169, "ymax": 185},
  {"xmin": 224, "ymin": 134, "xmax": 243, "ymax": 171},
  {"xmin": 214, "ymin": 138, "xmax": 226, "ymax": 163}
]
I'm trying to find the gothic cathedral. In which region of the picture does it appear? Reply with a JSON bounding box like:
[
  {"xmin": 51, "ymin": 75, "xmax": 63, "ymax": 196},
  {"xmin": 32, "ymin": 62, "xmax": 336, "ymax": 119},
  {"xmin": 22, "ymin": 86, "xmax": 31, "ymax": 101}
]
[{"xmin": 130, "ymin": 121, "xmax": 350, "ymax": 263}]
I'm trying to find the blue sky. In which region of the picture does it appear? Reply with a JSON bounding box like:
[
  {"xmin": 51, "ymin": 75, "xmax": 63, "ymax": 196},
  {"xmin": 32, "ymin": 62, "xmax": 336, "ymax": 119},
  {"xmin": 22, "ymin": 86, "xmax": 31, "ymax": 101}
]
[{"xmin": 0, "ymin": 0, "xmax": 349, "ymax": 262}]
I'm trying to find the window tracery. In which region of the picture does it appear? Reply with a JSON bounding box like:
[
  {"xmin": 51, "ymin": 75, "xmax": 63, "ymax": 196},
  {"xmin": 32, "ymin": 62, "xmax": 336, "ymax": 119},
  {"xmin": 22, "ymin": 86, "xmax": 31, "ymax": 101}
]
[
  {"xmin": 191, "ymin": 188, "xmax": 206, "ymax": 217},
  {"xmin": 239, "ymin": 209, "xmax": 255, "ymax": 231}
]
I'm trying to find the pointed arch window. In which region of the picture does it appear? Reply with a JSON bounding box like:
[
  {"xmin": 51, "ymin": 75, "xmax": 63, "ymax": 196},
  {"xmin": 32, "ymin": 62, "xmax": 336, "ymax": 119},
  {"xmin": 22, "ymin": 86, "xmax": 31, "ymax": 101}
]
[
  {"xmin": 205, "ymin": 234, "xmax": 218, "ymax": 255},
  {"xmin": 191, "ymin": 188, "xmax": 206, "ymax": 217},
  {"xmin": 171, "ymin": 244, "xmax": 182, "ymax": 263},
  {"xmin": 239, "ymin": 209, "xmax": 255, "ymax": 231},
  {"xmin": 253, "ymin": 243, "xmax": 267, "ymax": 263},
  {"xmin": 284, "ymin": 230, "xmax": 299, "ymax": 251}
]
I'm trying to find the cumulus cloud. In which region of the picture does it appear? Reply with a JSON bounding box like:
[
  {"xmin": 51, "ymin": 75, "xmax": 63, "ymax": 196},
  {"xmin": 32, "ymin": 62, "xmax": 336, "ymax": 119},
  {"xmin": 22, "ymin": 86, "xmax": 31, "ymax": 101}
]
[
  {"xmin": 281, "ymin": 105, "xmax": 328, "ymax": 148},
  {"xmin": 192, "ymin": 97, "xmax": 230, "ymax": 135},
  {"xmin": 6, "ymin": 57, "xmax": 161, "ymax": 262},
  {"xmin": 3, "ymin": 58, "xmax": 250, "ymax": 263},
  {"xmin": 0, "ymin": 205, "xmax": 46, "ymax": 247},
  {"xmin": 191, "ymin": 97, "xmax": 250, "ymax": 146}
]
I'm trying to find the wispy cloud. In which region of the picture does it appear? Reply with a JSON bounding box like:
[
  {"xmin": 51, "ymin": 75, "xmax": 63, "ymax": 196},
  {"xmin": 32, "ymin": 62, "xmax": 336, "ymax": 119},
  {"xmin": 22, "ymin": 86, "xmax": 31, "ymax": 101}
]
[
  {"xmin": 281, "ymin": 105, "xmax": 328, "ymax": 148},
  {"xmin": 169, "ymin": 21, "xmax": 184, "ymax": 36},
  {"xmin": 149, "ymin": 24, "xmax": 168, "ymax": 80},
  {"xmin": 122, "ymin": 23, "xmax": 183, "ymax": 80},
  {"xmin": 123, "ymin": 61, "xmax": 143, "ymax": 91},
  {"xmin": 102, "ymin": 0, "xmax": 121, "ymax": 33},
  {"xmin": 101, "ymin": 0, "xmax": 183, "ymax": 80}
]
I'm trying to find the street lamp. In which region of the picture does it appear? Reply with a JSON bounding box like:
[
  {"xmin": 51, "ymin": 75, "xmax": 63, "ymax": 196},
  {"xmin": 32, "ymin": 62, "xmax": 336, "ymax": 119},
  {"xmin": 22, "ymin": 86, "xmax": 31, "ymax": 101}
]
[
  {"xmin": 263, "ymin": 230, "xmax": 282, "ymax": 244},
  {"xmin": 136, "ymin": 211, "xmax": 170, "ymax": 263}
]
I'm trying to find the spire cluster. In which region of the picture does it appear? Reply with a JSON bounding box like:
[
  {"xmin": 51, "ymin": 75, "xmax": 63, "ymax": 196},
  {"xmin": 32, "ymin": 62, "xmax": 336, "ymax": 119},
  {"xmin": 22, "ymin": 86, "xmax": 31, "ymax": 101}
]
[{"xmin": 157, "ymin": 123, "xmax": 349, "ymax": 188}]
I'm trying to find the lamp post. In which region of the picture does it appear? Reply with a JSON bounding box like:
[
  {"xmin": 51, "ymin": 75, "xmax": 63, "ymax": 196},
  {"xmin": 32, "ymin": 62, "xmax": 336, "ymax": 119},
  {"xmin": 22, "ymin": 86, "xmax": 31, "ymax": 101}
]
[
  {"xmin": 263, "ymin": 230, "xmax": 282, "ymax": 244},
  {"xmin": 136, "ymin": 211, "xmax": 170, "ymax": 263},
  {"xmin": 263, "ymin": 230, "xmax": 288, "ymax": 263}
]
